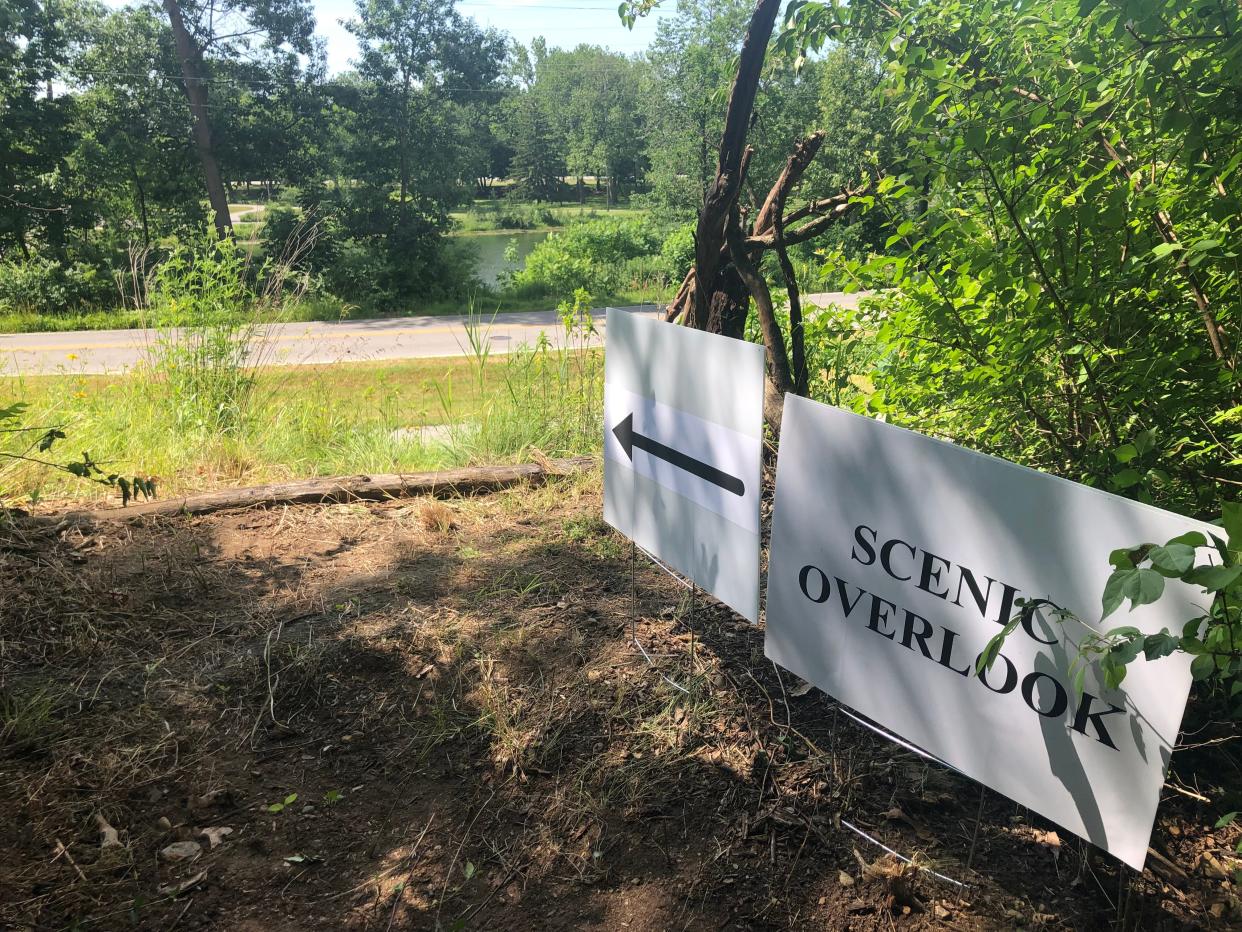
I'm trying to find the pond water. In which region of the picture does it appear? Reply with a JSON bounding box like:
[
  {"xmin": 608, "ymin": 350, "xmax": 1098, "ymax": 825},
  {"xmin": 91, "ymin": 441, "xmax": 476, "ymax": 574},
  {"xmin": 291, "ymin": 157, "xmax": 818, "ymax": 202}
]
[{"xmin": 463, "ymin": 231, "xmax": 550, "ymax": 289}]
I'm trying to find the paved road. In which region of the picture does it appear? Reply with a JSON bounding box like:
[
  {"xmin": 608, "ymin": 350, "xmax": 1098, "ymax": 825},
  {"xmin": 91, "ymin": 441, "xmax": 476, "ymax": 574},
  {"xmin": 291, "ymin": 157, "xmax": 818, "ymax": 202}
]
[{"xmin": 0, "ymin": 293, "xmax": 860, "ymax": 375}]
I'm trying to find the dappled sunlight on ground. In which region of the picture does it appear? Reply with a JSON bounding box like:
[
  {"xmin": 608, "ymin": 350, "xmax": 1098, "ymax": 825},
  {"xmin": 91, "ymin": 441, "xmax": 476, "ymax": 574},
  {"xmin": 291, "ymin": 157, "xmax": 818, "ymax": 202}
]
[{"xmin": 0, "ymin": 474, "xmax": 1234, "ymax": 929}]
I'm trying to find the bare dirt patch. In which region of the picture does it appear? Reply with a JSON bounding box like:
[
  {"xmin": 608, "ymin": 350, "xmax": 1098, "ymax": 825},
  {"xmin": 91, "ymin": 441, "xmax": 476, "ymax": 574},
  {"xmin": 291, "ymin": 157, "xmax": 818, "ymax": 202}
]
[{"xmin": 1, "ymin": 474, "xmax": 1238, "ymax": 929}]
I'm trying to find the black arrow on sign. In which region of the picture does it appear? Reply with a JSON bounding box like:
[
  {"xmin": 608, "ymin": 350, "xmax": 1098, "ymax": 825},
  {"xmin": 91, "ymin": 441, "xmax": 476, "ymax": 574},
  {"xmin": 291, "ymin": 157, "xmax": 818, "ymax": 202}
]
[{"xmin": 612, "ymin": 412, "xmax": 745, "ymax": 497}]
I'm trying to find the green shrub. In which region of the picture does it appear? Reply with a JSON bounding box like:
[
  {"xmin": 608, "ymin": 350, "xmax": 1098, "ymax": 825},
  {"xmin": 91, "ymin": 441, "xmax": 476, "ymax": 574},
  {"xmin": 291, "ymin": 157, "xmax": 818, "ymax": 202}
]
[
  {"xmin": 0, "ymin": 256, "xmax": 114, "ymax": 317},
  {"xmin": 262, "ymin": 204, "xmax": 479, "ymax": 311},
  {"xmin": 657, "ymin": 223, "xmax": 696, "ymax": 282},
  {"xmin": 509, "ymin": 218, "xmax": 666, "ymax": 298},
  {"xmin": 143, "ymin": 234, "xmax": 262, "ymax": 435},
  {"xmin": 464, "ymin": 203, "xmax": 557, "ymax": 231}
]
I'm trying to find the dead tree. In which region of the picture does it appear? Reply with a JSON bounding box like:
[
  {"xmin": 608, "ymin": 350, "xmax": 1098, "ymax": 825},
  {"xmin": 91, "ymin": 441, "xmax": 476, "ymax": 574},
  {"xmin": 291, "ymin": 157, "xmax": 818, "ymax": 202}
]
[{"xmin": 669, "ymin": 0, "xmax": 869, "ymax": 428}]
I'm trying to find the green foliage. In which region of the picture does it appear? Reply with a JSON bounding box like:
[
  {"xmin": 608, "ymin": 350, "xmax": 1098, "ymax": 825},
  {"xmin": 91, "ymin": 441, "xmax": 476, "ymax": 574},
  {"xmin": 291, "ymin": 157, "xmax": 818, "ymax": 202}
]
[
  {"xmin": 1089, "ymin": 518, "xmax": 1242, "ymax": 708},
  {"xmin": 1, "ymin": 395, "xmax": 153, "ymax": 504},
  {"xmin": 462, "ymin": 203, "xmax": 557, "ymax": 232},
  {"xmin": 0, "ymin": 257, "xmax": 112, "ymax": 318},
  {"xmin": 144, "ymin": 233, "xmax": 263, "ymax": 435},
  {"xmin": 443, "ymin": 291, "xmax": 603, "ymax": 460},
  {"xmin": 510, "ymin": 218, "xmax": 666, "ymax": 298},
  {"xmin": 777, "ymin": 0, "xmax": 1242, "ymax": 517},
  {"xmin": 267, "ymin": 793, "xmax": 298, "ymax": 814}
]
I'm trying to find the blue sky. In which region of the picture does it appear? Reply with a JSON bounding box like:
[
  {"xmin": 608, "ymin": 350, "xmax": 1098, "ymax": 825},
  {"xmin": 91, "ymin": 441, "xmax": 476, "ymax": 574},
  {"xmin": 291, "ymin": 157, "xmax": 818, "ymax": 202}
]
[
  {"xmin": 102, "ymin": 0, "xmax": 675, "ymax": 73},
  {"xmin": 318, "ymin": 0, "xmax": 674, "ymax": 72}
]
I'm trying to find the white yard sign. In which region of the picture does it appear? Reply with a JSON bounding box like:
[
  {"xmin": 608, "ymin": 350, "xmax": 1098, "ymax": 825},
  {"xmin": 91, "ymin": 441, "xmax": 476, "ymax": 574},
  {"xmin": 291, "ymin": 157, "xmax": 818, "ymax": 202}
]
[
  {"xmin": 603, "ymin": 309, "xmax": 765, "ymax": 622},
  {"xmin": 766, "ymin": 394, "xmax": 1214, "ymax": 870}
]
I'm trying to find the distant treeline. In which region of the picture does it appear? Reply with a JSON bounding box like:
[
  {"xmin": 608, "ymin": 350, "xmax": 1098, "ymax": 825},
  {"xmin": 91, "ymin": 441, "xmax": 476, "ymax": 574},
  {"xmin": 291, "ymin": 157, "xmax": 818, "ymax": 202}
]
[{"xmin": 0, "ymin": 0, "xmax": 884, "ymax": 315}]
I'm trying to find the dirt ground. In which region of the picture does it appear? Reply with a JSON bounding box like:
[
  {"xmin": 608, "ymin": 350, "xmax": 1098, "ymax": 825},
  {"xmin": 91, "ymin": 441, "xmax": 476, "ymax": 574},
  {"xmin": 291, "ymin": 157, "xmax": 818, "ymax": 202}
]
[{"xmin": 1, "ymin": 472, "xmax": 1239, "ymax": 930}]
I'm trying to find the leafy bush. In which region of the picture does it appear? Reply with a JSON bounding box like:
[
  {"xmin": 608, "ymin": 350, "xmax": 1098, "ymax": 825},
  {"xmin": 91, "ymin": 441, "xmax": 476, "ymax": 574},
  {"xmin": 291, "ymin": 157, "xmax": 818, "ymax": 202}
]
[
  {"xmin": 1081, "ymin": 510, "xmax": 1242, "ymax": 709},
  {"xmin": 143, "ymin": 234, "xmax": 263, "ymax": 434},
  {"xmin": 509, "ymin": 218, "xmax": 665, "ymax": 298},
  {"xmin": 0, "ymin": 256, "xmax": 114, "ymax": 317},
  {"xmin": 657, "ymin": 223, "xmax": 695, "ymax": 283},
  {"xmin": 262, "ymin": 204, "xmax": 479, "ymax": 311},
  {"xmin": 464, "ymin": 203, "xmax": 556, "ymax": 230}
]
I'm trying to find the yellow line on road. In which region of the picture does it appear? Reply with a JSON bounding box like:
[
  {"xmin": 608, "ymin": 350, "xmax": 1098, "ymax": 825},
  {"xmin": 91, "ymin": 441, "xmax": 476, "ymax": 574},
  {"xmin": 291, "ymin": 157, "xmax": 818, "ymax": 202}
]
[{"xmin": 0, "ymin": 321, "xmax": 586, "ymax": 354}]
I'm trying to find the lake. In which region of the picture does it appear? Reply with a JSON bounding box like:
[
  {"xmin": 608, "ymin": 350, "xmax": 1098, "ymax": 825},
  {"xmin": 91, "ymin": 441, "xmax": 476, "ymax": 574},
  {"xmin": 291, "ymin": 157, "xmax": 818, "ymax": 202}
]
[{"xmin": 464, "ymin": 231, "xmax": 550, "ymax": 288}]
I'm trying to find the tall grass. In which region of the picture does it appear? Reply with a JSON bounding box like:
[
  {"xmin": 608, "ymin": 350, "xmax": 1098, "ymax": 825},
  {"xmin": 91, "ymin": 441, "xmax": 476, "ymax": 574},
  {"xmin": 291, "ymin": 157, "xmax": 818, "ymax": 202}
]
[
  {"xmin": 442, "ymin": 289, "xmax": 603, "ymax": 463},
  {"xmin": 0, "ymin": 287, "xmax": 605, "ymax": 504}
]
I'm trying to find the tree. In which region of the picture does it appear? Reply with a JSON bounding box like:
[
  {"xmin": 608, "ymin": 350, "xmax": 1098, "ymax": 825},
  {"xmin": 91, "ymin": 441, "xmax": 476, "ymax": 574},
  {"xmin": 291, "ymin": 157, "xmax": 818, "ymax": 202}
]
[
  {"xmin": 0, "ymin": 0, "xmax": 89, "ymax": 260},
  {"xmin": 642, "ymin": 0, "xmax": 820, "ymax": 216},
  {"xmin": 532, "ymin": 45, "xmax": 648, "ymax": 205},
  {"xmin": 160, "ymin": 0, "xmax": 316, "ymax": 236},
  {"xmin": 505, "ymin": 89, "xmax": 562, "ymax": 201},
  {"xmin": 346, "ymin": 0, "xmax": 505, "ymax": 214},
  {"xmin": 626, "ymin": 0, "xmax": 867, "ymax": 423},
  {"xmin": 71, "ymin": 5, "xmax": 203, "ymax": 248},
  {"xmin": 775, "ymin": 0, "xmax": 1242, "ymax": 511}
]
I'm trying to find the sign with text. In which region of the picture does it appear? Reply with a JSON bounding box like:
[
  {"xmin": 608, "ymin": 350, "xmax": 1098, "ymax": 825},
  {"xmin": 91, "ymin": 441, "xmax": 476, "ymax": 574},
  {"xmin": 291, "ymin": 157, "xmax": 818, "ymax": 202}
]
[
  {"xmin": 765, "ymin": 394, "xmax": 1213, "ymax": 870},
  {"xmin": 603, "ymin": 309, "xmax": 765, "ymax": 622}
]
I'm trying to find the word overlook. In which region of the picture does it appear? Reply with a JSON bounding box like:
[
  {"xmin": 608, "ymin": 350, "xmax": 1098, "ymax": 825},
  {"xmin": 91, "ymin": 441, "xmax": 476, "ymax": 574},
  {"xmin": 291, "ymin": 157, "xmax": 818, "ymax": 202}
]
[{"xmin": 796, "ymin": 524, "xmax": 1127, "ymax": 751}]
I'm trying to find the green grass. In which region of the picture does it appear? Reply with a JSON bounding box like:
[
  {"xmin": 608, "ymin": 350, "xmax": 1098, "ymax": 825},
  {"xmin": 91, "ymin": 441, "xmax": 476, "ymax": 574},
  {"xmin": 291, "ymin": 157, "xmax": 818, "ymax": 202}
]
[
  {"xmin": 449, "ymin": 199, "xmax": 650, "ymax": 234},
  {"xmin": 1, "ymin": 332, "xmax": 605, "ymax": 504}
]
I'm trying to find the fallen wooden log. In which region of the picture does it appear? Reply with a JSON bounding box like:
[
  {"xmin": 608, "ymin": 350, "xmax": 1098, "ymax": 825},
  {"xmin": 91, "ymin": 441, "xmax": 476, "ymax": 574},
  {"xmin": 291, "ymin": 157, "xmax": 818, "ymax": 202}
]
[{"xmin": 58, "ymin": 456, "xmax": 596, "ymax": 525}]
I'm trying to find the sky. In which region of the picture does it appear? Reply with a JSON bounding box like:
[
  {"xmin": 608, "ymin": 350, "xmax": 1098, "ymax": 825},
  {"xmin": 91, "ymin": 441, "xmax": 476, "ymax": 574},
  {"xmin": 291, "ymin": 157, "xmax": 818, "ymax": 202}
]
[
  {"xmin": 101, "ymin": 0, "xmax": 676, "ymax": 74},
  {"xmin": 318, "ymin": 0, "xmax": 675, "ymax": 73}
]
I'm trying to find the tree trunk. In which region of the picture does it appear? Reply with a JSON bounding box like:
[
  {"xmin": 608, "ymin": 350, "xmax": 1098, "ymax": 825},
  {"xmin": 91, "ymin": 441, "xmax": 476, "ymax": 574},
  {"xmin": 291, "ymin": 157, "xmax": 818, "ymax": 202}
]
[
  {"xmin": 163, "ymin": 0, "xmax": 232, "ymax": 239},
  {"xmin": 688, "ymin": 0, "xmax": 782, "ymax": 332}
]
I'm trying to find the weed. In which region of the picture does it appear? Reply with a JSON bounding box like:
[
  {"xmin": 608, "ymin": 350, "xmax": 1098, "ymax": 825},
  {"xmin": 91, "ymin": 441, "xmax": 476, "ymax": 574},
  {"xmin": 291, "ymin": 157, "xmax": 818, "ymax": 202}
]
[
  {"xmin": 0, "ymin": 684, "xmax": 60, "ymax": 753},
  {"xmin": 267, "ymin": 793, "xmax": 298, "ymax": 813}
]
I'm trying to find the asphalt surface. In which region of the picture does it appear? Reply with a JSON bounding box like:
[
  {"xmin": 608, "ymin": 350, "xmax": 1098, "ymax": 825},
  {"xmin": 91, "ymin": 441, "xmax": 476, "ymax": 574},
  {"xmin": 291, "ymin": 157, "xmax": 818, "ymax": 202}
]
[{"xmin": 0, "ymin": 294, "xmax": 860, "ymax": 375}]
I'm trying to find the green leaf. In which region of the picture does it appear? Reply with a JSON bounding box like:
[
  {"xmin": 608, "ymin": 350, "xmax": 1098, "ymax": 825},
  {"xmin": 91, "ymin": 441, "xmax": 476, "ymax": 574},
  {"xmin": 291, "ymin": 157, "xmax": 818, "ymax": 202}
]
[
  {"xmin": 1184, "ymin": 565, "xmax": 1242, "ymax": 592},
  {"xmin": 1113, "ymin": 443, "xmax": 1138, "ymax": 464},
  {"xmin": 464, "ymin": 861, "xmax": 476, "ymax": 880},
  {"xmin": 1142, "ymin": 632, "xmax": 1180, "ymax": 661},
  {"xmin": 1148, "ymin": 543, "xmax": 1195, "ymax": 577},
  {"xmin": 1101, "ymin": 654, "xmax": 1128, "ymax": 689},
  {"xmin": 1222, "ymin": 502, "xmax": 1242, "ymax": 554},
  {"xmin": 1101, "ymin": 568, "xmax": 1131, "ymax": 618},
  {"xmin": 1216, "ymin": 812, "xmax": 1237, "ymax": 829},
  {"xmin": 1190, "ymin": 653, "xmax": 1217, "ymax": 681},
  {"xmin": 1120, "ymin": 568, "xmax": 1164, "ymax": 608},
  {"xmin": 975, "ymin": 616, "xmax": 1021, "ymax": 673},
  {"xmin": 1109, "ymin": 637, "xmax": 1143, "ymax": 666},
  {"xmin": 1151, "ymin": 242, "xmax": 1182, "ymax": 259},
  {"xmin": 1166, "ymin": 531, "xmax": 1207, "ymax": 550}
]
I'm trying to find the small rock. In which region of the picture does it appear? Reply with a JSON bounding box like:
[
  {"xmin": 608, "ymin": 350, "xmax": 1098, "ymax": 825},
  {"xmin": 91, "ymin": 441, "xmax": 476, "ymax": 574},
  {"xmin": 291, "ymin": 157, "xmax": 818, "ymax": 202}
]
[
  {"xmin": 837, "ymin": 871, "xmax": 855, "ymax": 887},
  {"xmin": 198, "ymin": 827, "xmax": 233, "ymax": 849},
  {"xmin": 156, "ymin": 817, "xmax": 173, "ymax": 832},
  {"xmin": 1202, "ymin": 853, "xmax": 1229, "ymax": 880},
  {"xmin": 160, "ymin": 840, "xmax": 203, "ymax": 862}
]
